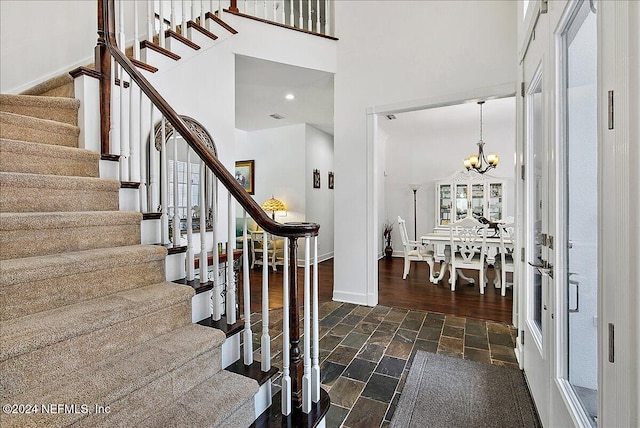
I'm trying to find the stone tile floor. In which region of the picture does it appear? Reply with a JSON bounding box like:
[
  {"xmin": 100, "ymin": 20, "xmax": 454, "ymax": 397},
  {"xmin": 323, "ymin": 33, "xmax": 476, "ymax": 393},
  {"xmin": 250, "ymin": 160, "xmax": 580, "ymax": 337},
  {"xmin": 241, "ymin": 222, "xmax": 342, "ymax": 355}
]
[{"xmin": 249, "ymin": 301, "xmax": 518, "ymax": 428}]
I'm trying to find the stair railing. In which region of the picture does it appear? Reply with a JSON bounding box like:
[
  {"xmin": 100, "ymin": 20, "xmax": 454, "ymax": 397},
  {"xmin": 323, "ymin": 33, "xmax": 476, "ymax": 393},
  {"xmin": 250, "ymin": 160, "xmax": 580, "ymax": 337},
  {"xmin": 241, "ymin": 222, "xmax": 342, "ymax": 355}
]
[
  {"xmin": 97, "ymin": 0, "xmax": 329, "ymax": 418},
  {"xmin": 228, "ymin": 0, "xmax": 334, "ymax": 37}
]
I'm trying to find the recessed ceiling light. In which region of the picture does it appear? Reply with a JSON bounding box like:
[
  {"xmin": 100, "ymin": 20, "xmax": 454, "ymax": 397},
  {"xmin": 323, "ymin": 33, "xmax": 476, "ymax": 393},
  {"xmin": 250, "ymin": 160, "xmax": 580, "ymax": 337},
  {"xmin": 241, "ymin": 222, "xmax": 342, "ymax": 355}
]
[{"xmin": 285, "ymin": 93, "xmax": 295, "ymax": 100}]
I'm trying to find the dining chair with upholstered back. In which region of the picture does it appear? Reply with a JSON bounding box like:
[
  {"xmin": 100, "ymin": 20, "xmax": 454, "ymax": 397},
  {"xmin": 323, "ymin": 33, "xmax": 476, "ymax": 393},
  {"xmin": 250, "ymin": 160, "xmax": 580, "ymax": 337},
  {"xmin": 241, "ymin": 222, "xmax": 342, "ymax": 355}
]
[
  {"xmin": 397, "ymin": 216, "xmax": 435, "ymax": 280},
  {"xmin": 448, "ymin": 216, "xmax": 489, "ymax": 293},
  {"xmin": 495, "ymin": 222, "xmax": 515, "ymax": 296}
]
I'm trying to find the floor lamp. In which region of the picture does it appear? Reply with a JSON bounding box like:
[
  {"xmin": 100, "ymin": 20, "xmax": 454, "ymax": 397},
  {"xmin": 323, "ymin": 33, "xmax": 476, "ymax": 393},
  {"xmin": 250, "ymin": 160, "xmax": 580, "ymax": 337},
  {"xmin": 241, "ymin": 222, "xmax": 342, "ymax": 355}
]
[{"xmin": 409, "ymin": 184, "xmax": 421, "ymax": 241}]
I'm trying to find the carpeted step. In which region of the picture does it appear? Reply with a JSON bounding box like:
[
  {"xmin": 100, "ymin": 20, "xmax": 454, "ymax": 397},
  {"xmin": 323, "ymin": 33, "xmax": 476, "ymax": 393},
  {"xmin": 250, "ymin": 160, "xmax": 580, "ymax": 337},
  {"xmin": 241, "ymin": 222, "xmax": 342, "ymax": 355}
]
[
  {"xmin": 19, "ymin": 73, "xmax": 74, "ymax": 98},
  {"xmin": 0, "ymin": 282, "xmax": 194, "ymax": 398},
  {"xmin": 0, "ymin": 138, "xmax": 99, "ymax": 177},
  {"xmin": 114, "ymin": 369, "xmax": 259, "ymax": 428},
  {"xmin": 0, "ymin": 111, "xmax": 79, "ymax": 147},
  {"xmin": 0, "ymin": 211, "xmax": 142, "ymax": 259},
  {"xmin": 0, "ymin": 94, "xmax": 80, "ymax": 125},
  {"xmin": 2, "ymin": 324, "xmax": 228, "ymax": 428},
  {"xmin": 0, "ymin": 172, "xmax": 119, "ymax": 213},
  {"xmin": 0, "ymin": 245, "xmax": 168, "ymax": 321}
]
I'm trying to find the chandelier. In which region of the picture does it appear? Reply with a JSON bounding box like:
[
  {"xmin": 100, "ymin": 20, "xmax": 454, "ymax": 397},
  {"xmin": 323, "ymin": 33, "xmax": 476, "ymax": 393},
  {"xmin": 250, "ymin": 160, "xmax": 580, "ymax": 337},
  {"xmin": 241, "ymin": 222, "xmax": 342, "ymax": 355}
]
[{"xmin": 464, "ymin": 101, "xmax": 498, "ymax": 174}]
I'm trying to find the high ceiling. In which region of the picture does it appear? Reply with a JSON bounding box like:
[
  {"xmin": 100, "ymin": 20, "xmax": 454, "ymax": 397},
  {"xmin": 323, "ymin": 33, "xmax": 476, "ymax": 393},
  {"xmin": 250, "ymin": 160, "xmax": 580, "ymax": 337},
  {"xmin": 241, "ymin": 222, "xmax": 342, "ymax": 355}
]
[{"xmin": 235, "ymin": 55, "xmax": 334, "ymax": 135}]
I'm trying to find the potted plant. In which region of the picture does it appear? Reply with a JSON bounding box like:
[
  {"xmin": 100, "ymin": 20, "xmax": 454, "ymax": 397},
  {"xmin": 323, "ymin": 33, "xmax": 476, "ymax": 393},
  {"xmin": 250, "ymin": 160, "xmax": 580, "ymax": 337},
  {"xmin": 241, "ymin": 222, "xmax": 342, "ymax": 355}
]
[{"xmin": 383, "ymin": 220, "xmax": 394, "ymax": 259}]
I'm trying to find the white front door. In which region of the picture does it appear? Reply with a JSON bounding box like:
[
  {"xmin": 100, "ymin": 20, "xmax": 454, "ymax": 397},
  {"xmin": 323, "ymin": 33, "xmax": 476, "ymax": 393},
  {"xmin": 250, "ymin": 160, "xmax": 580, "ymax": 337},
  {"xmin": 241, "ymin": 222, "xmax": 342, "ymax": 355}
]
[{"xmin": 521, "ymin": 4, "xmax": 551, "ymax": 422}]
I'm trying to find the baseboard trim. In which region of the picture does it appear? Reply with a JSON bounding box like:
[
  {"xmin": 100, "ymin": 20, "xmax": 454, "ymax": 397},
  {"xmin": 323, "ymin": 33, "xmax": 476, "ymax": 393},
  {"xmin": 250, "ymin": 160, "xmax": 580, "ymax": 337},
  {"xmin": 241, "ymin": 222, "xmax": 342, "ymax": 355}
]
[{"xmin": 332, "ymin": 290, "xmax": 370, "ymax": 306}]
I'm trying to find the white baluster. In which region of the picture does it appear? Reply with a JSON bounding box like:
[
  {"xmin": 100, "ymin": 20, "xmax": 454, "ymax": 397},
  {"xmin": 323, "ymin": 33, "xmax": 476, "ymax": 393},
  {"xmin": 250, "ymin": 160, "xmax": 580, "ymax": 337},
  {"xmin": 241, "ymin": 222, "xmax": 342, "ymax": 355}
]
[
  {"xmin": 253, "ymin": 0, "xmax": 257, "ymax": 16},
  {"xmin": 242, "ymin": 210, "xmax": 253, "ymax": 365},
  {"xmin": 281, "ymin": 237, "xmax": 291, "ymax": 416},
  {"xmin": 181, "ymin": 0, "xmax": 187, "ymax": 35},
  {"xmin": 200, "ymin": 0, "xmax": 206, "ymax": 27},
  {"xmin": 109, "ymin": 57, "xmax": 116, "ymax": 154},
  {"xmin": 148, "ymin": 106, "xmax": 158, "ymax": 212},
  {"xmin": 191, "ymin": 0, "xmax": 196, "ymax": 23},
  {"xmin": 133, "ymin": 1, "xmax": 140, "ymax": 59},
  {"xmin": 263, "ymin": 0, "xmax": 267, "ymax": 19},
  {"xmin": 170, "ymin": 0, "xmax": 176, "ymax": 31},
  {"xmin": 118, "ymin": 1, "xmax": 128, "ymax": 181},
  {"xmin": 261, "ymin": 231, "xmax": 270, "ymax": 371},
  {"xmin": 129, "ymin": 77, "xmax": 139, "ymax": 187},
  {"xmin": 307, "ymin": 0, "xmax": 312, "ymax": 31},
  {"xmin": 302, "ymin": 236, "xmax": 311, "ymax": 413},
  {"xmin": 172, "ymin": 131, "xmax": 179, "ymax": 244},
  {"xmin": 298, "ymin": 0, "xmax": 303, "ymax": 29},
  {"xmin": 139, "ymin": 92, "xmax": 148, "ymax": 213},
  {"xmin": 186, "ymin": 148, "xmax": 194, "ymax": 280},
  {"xmin": 325, "ymin": 0, "xmax": 332, "ymax": 35},
  {"xmin": 160, "ymin": 119, "xmax": 169, "ymax": 244},
  {"xmin": 315, "ymin": 0, "xmax": 320, "ymax": 33},
  {"xmin": 147, "ymin": 0, "xmax": 155, "ymax": 42},
  {"xmin": 289, "ymin": 0, "xmax": 294, "ymax": 27},
  {"xmin": 311, "ymin": 235, "xmax": 320, "ymax": 402},
  {"xmin": 210, "ymin": 173, "xmax": 220, "ymax": 320},
  {"xmin": 227, "ymin": 193, "xmax": 236, "ymax": 324},
  {"xmin": 272, "ymin": 0, "xmax": 277, "ymax": 23},
  {"xmin": 159, "ymin": 0, "xmax": 165, "ymax": 48},
  {"xmin": 118, "ymin": 75, "xmax": 128, "ymax": 181}
]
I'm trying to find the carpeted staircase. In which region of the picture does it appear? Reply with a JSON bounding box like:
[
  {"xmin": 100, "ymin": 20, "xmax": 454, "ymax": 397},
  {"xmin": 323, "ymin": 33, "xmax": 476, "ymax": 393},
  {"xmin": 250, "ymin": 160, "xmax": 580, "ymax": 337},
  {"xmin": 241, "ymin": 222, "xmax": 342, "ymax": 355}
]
[{"xmin": 0, "ymin": 78, "xmax": 258, "ymax": 427}]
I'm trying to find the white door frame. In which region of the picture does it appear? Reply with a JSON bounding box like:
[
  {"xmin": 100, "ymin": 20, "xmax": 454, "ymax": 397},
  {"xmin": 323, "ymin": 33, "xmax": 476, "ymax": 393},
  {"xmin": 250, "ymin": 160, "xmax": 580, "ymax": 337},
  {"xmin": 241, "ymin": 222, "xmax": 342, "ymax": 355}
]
[{"xmin": 517, "ymin": 1, "xmax": 639, "ymax": 426}]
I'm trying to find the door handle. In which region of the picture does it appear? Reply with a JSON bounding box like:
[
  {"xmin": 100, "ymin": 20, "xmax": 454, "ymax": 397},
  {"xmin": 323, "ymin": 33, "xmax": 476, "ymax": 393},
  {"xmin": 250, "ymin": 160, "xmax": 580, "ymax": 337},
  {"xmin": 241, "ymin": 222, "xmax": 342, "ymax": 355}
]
[
  {"xmin": 568, "ymin": 272, "xmax": 579, "ymax": 313},
  {"xmin": 528, "ymin": 261, "xmax": 554, "ymax": 279}
]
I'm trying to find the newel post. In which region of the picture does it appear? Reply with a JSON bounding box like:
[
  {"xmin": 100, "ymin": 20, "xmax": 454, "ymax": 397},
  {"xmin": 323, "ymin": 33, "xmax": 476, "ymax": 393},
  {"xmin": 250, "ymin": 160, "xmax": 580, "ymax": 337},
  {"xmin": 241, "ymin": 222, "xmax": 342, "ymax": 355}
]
[
  {"xmin": 96, "ymin": 0, "xmax": 113, "ymax": 155},
  {"xmin": 229, "ymin": 0, "xmax": 239, "ymax": 13},
  {"xmin": 288, "ymin": 236, "xmax": 303, "ymax": 406}
]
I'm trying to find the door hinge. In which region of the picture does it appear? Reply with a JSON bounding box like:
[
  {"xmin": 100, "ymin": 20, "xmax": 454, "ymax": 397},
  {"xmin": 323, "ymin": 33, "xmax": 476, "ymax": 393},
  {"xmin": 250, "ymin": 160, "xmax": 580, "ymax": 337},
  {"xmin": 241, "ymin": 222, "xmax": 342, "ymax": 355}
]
[
  {"xmin": 608, "ymin": 90, "xmax": 614, "ymax": 130},
  {"xmin": 608, "ymin": 323, "xmax": 615, "ymax": 363},
  {"xmin": 521, "ymin": 81, "xmax": 525, "ymax": 97},
  {"xmin": 521, "ymin": 247, "xmax": 525, "ymax": 262},
  {"xmin": 521, "ymin": 330, "xmax": 525, "ymax": 345},
  {"xmin": 521, "ymin": 165, "xmax": 525, "ymax": 180},
  {"xmin": 541, "ymin": 0, "xmax": 549, "ymax": 14}
]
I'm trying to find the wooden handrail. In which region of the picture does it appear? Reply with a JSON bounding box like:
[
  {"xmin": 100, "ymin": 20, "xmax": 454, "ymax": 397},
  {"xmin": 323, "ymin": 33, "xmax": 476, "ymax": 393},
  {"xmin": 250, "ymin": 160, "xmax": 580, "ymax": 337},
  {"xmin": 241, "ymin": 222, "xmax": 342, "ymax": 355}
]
[{"xmin": 97, "ymin": 0, "xmax": 318, "ymax": 239}]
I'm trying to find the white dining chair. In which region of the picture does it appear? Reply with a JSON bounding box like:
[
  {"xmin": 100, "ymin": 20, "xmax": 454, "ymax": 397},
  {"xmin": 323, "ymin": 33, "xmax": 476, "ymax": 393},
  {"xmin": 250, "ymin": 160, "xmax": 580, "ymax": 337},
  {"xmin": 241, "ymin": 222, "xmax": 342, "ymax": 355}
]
[
  {"xmin": 250, "ymin": 230, "xmax": 284, "ymax": 271},
  {"xmin": 495, "ymin": 222, "xmax": 515, "ymax": 296},
  {"xmin": 397, "ymin": 216, "xmax": 435, "ymax": 280},
  {"xmin": 448, "ymin": 216, "xmax": 489, "ymax": 293}
]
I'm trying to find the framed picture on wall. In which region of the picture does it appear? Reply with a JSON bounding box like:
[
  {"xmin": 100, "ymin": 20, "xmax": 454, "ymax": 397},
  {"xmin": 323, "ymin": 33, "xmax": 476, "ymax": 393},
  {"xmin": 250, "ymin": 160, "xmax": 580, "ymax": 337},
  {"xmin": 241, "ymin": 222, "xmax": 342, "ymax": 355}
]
[
  {"xmin": 328, "ymin": 171, "xmax": 334, "ymax": 189},
  {"xmin": 313, "ymin": 169, "xmax": 321, "ymax": 188},
  {"xmin": 235, "ymin": 160, "xmax": 255, "ymax": 194}
]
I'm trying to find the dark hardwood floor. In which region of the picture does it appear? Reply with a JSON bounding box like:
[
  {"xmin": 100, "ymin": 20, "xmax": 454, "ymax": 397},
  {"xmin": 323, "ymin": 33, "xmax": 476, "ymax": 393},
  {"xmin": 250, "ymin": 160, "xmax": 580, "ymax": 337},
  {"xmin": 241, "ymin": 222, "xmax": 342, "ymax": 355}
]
[{"xmin": 239, "ymin": 256, "xmax": 513, "ymax": 325}]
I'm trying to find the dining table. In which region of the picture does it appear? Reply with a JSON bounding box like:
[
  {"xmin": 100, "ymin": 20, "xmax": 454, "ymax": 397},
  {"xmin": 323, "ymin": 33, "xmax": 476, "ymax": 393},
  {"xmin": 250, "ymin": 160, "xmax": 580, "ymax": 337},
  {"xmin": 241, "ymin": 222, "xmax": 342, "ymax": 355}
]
[{"xmin": 420, "ymin": 231, "xmax": 514, "ymax": 287}]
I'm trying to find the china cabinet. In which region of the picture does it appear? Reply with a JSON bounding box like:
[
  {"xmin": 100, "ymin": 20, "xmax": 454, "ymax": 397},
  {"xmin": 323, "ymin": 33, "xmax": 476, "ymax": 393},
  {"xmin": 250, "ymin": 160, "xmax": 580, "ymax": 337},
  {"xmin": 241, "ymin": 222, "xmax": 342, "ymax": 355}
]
[{"xmin": 435, "ymin": 169, "xmax": 506, "ymax": 230}]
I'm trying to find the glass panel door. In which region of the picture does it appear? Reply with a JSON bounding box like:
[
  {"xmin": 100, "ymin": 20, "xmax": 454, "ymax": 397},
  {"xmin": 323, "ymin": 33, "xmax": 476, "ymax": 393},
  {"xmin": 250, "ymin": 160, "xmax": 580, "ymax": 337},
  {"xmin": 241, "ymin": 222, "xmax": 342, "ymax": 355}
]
[
  {"xmin": 488, "ymin": 183, "xmax": 503, "ymax": 221},
  {"xmin": 530, "ymin": 71, "xmax": 544, "ymax": 335},
  {"xmin": 471, "ymin": 184, "xmax": 484, "ymax": 218},
  {"xmin": 439, "ymin": 184, "xmax": 452, "ymax": 226},
  {"xmin": 455, "ymin": 184, "xmax": 468, "ymax": 221},
  {"xmin": 563, "ymin": 2, "xmax": 598, "ymax": 425}
]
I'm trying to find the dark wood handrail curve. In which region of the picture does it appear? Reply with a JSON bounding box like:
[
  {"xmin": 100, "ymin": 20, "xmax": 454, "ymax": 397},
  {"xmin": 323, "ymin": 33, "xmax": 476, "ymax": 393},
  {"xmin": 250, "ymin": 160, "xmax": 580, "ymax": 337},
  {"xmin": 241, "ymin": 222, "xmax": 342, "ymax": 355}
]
[{"xmin": 97, "ymin": 0, "xmax": 318, "ymax": 239}]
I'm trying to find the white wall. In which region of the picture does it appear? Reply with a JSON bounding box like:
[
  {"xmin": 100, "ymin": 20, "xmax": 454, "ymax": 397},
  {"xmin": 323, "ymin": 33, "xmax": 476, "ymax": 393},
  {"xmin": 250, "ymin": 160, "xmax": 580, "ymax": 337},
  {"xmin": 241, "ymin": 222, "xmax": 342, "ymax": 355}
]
[
  {"xmin": 381, "ymin": 97, "xmax": 516, "ymax": 252},
  {"xmin": 333, "ymin": 0, "xmax": 517, "ymax": 305},
  {"xmin": 0, "ymin": 0, "xmax": 96, "ymax": 93},
  {"xmin": 235, "ymin": 124, "xmax": 335, "ymax": 261},
  {"xmin": 235, "ymin": 124, "xmax": 307, "ymax": 225},
  {"xmin": 305, "ymin": 124, "xmax": 335, "ymax": 261}
]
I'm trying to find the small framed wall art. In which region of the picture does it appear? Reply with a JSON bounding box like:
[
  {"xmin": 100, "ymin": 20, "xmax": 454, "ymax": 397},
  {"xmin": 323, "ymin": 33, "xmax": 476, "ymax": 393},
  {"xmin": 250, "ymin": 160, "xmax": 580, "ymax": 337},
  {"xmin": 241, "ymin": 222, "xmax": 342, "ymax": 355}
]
[
  {"xmin": 235, "ymin": 160, "xmax": 255, "ymax": 194},
  {"xmin": 313, "ymin": 169, "xmax": 321, "ymax": 188}
]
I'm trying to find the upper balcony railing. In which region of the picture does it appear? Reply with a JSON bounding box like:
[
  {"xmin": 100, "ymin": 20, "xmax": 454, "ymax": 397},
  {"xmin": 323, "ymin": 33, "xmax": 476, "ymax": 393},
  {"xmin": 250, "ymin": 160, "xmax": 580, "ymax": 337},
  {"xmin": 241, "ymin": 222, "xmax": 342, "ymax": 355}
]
[{"xmin": 228, "ymin": 0, "xmax": 335, "ymax": 38}]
